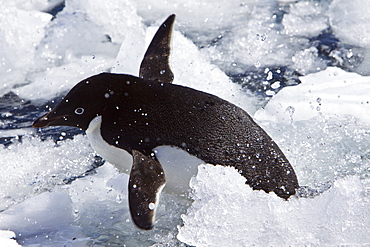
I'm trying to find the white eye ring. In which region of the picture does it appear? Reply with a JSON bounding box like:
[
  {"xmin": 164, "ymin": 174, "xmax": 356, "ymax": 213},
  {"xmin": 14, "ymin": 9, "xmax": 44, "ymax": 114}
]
[{"xmin": 74, "ymin": 107, "xmax": 85, "ymax": 115}]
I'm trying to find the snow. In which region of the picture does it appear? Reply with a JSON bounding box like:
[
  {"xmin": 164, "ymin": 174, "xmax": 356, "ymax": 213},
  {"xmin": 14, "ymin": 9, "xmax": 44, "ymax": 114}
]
[{"xmin": 0, "ymin": 0, "xmax": 370, "ymax": 246}]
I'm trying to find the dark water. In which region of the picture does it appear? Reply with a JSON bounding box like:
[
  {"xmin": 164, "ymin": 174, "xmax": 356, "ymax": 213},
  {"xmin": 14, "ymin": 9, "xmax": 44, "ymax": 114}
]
[{"xmin": 0, "ymin": 92, "xmax": 83, "ymax": 145}]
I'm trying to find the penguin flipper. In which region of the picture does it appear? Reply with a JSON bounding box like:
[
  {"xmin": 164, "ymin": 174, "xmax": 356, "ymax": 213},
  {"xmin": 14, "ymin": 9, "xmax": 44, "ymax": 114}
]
[
  {"xmin": 139, "ymin": 14, "xmax": 175, "ymax": 83},
  {"xmin": 128, "ymin": 150, "xmax": 166, "ymax": 230}
]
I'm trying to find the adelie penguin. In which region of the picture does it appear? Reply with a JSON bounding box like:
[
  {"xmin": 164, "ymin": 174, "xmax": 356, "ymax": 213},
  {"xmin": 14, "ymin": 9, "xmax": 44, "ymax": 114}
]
[{"xmin": 33, "ymin": 14, "xmax": 299, "ymax": 230}]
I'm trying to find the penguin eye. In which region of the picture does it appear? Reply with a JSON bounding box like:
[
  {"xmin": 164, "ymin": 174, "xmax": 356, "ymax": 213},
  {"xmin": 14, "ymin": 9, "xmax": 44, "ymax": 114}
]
[{"xmin": 74, "ymin": 107, "xmax": 85, "ymax": 115}]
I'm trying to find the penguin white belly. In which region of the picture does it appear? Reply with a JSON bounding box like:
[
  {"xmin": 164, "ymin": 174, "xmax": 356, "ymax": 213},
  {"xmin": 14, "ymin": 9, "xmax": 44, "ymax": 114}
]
[
  {"xmin": 153, "ymin": 146, "xmax": 203, "ymax": 194},
  {"xmin": 86, "ymin": 116, "xmax": 202, "ymax": 194},
  {"xmin": 86, "ymin": 116, "xmax": 133, "ymax": 173}
]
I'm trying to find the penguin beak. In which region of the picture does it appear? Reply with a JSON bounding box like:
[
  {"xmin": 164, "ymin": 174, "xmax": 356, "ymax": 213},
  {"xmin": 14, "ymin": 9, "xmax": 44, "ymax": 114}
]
[{"xmin": 32, "ymin": 112, "xmax": 67, "ymax": 128}]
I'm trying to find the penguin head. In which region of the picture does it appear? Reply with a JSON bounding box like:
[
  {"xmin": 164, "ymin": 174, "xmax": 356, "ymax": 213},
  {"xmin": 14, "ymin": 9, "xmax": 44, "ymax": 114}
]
[{"xmin": 33, "ymin": 73, "xmax": 123, "ymax": 130}]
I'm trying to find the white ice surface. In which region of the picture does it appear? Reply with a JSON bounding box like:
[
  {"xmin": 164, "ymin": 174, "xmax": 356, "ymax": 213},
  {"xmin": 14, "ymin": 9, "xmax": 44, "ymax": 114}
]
[
  {"xmin": 0, "ymin": 6, "xmax": 52, "ymax": 97},
  {"xmin": 0, "ymin": 191, "xmax": 76, "ymax": 236},
  {"xmin": 178, "ymin": 165, "xmax": 369, "ymax": 246},
  {"xmin": 329, "ymin": 0, "xmax": 370, "ymax": 48},
  {"xmin": 0, "ymin": 230, "xmax": 21, "ymax": 247},
  {"xmin": 0, "ymin": 134, "xmax": 94, "ymax": 211},
  {"xmin": 0, "ymin": 0, "xmax": 370, "ymax": 246},
  {"xmin": 255, "ymin": 67, "xmax": 370, "ymax": 124},
  {"xmin": 329, "ymin": 0, "xmax": 370, "ymax": 75}
]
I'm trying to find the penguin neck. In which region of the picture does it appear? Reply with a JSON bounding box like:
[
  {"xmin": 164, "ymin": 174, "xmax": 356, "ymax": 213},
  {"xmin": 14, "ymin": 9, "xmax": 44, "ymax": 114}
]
[{"xmin": 86, "ymin": 115, "xmax": 133, "ymax": 173}]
